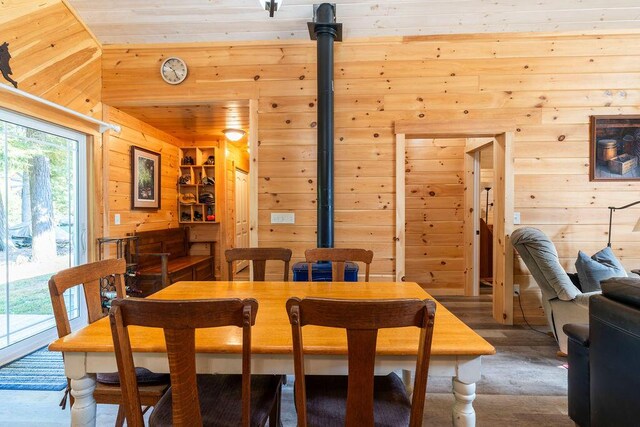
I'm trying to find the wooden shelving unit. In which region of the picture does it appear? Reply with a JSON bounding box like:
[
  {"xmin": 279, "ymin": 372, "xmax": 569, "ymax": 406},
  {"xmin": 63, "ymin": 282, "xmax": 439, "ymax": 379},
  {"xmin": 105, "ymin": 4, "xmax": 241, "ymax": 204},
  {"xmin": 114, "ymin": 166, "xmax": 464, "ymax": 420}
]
[{"xmin": 178, "ymin": 146, "xmax": 217, "ymax": 224}]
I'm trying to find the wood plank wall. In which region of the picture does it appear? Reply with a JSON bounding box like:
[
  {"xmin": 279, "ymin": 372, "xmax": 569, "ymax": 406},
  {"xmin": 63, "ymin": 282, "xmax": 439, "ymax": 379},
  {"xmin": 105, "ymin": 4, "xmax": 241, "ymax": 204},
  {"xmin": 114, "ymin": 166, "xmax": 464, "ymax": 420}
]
[
  {"xmin": 405, "ymin": 138, "xmax": 465, "ymax": 294},
  {"xmin": 102, "ymin": 107, "xmax": 181, "ymax": 239},
  {"xmin": 0, "ymin": 0, "xmax": 103, "ymax": 258},
  {"xmin": 1, "ymin": 1, "xmax": 101, "ymax": 118},
  {"xmin": 101, "ymin": 31, "xmax": 640, "ymax": 323}
]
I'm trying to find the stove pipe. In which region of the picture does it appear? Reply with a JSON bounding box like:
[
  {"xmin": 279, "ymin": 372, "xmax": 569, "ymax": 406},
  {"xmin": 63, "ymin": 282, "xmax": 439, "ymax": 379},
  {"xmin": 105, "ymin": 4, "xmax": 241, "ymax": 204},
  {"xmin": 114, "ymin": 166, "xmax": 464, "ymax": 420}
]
[{"xmin": 308, "ymin": 3, "xmax": 342, "ymax": 249}]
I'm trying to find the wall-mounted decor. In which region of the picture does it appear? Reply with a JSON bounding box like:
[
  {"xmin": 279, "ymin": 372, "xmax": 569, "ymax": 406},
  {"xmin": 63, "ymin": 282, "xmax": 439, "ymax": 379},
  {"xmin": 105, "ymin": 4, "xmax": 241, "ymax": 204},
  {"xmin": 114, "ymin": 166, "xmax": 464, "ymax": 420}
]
[
  {"xmin": 0, "ymin": 42, "xmax": 18, "ymax": 88},
  {"xmin": 131, "ymin": 146, "xmax": 161, "ymax": 210},
  {"xmin": 590, "ymin": 115, "xmax": 640, "ymax": 181}
]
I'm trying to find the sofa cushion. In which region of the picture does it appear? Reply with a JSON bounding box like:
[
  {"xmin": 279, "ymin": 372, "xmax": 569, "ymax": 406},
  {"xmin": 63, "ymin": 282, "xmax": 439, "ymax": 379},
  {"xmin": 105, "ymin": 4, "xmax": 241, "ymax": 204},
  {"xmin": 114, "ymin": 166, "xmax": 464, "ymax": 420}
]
[
  {"xmin": 575, "ymin": 247, "xmax": 627, "ymax": 293},
  {"xmin": 601, "ymin": 277, "xmax": 640, "ymax": 310}
]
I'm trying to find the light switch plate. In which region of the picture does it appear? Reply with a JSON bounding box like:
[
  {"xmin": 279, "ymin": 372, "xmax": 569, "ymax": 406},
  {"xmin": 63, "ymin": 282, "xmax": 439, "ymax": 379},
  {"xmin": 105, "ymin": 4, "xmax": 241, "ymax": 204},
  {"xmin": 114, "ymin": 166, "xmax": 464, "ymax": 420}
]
[
  {"xmin": 271, "ymin": 213, "xmax": 295, "ymax": 224},
  {"xmin": 114, "ymin": 213, "xmax": 121, "ymax": 225},
  {"xmin": 513, "ymin": 212, "xmax": 521, "ymax": 225}
]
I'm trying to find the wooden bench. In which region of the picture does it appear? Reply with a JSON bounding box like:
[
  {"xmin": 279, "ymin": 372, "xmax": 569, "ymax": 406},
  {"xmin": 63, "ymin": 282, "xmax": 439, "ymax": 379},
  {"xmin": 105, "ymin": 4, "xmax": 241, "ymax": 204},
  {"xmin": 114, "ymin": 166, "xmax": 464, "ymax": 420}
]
[{"xmin": 133, "ymin": 227, "xmax": 215, "ymax": 296}]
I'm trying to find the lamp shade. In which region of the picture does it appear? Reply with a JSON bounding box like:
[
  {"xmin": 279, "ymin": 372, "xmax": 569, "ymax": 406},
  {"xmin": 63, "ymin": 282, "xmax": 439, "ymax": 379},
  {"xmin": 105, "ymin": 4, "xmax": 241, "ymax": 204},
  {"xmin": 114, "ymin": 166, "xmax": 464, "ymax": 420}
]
[
  {"xmin": 222, "ymin": 129, "xmax": 245, "ymax": 142},
  {"xmin": 634, "ymin": 217, "xmax": 640, "ymax": 232}
]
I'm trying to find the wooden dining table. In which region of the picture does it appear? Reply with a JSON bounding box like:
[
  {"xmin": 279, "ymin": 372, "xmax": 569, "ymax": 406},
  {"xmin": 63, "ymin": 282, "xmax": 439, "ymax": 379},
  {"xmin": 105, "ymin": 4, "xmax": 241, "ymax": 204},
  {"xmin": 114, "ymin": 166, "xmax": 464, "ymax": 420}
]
[{"xmin": 49, "ymin": 280, "xmax": 495, "ymax": 427}]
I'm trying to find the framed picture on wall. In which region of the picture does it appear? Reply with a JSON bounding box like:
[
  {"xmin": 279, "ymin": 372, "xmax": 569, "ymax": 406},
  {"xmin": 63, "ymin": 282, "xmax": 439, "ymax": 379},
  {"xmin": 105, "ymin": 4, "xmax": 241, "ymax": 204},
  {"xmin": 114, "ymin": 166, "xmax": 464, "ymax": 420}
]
[
  {"xmin": 590, "ymin": 115, "xmax": 640, "ymax": 181},
  {"xmin": 131, "ymin": 146, "xmax": 161, "ymax": 210}
]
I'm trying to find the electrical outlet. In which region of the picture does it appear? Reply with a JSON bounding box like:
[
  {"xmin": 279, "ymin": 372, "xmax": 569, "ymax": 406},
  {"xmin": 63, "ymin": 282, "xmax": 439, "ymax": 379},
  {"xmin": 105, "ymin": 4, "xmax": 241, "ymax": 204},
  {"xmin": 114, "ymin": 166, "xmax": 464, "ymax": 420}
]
[
  {"xmin": 513, "ymin": 212, "xmax": 521, "ymax": 225},
  {"xmin": 114, "ymin": 213, "xmax": 121, "ymax": 225},
  {"xmin": 271, "ymin": 212, "xmax": 295, "ymax": 224},
  {"xmin": 513, "ymin": 284, "xmax": 520, "ymax": 295}
]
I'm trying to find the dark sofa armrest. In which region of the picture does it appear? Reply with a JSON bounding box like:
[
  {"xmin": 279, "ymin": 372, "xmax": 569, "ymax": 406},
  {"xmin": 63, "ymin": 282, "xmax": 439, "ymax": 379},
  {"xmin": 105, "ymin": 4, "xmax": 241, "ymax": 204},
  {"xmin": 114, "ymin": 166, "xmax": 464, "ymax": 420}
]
[
  {"xmin": 563, "ymin": 323, "xmax": 590, "ymax": 347},
  {"xmin": 564, "ymin": 322, "xmax": 591, "ymax": 426}
]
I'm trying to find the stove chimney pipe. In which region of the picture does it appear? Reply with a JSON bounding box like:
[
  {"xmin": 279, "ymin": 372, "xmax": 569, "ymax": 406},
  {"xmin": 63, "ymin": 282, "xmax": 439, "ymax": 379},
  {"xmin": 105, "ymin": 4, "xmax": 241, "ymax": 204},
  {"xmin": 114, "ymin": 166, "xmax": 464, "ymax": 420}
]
[{"xmin": 308, "ymin": 3, "xmax": 342, "ymax": 249}]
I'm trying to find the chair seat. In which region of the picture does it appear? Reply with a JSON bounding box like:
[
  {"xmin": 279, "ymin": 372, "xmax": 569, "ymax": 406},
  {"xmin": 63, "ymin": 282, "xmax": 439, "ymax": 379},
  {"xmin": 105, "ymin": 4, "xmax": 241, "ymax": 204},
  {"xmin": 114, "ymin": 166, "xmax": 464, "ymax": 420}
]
[
  {"xmin": 150, "ymin": 374, "xmax": 282, "ymax": 427},
  {"xmin": 305, "ymin": 373, "xmax": 411, "ymax": 427},
  {"xmin": 96, "ymin": 367, "xmax": 169, "ymax": 385}
]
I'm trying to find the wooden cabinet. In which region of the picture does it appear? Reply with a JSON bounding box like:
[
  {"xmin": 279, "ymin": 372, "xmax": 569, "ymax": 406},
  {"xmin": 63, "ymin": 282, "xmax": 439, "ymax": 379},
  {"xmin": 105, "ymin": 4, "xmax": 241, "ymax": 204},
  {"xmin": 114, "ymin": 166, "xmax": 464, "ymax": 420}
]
[{"xmin": 178, "ymin": 147, "xmax": 217, "ymax": 224}]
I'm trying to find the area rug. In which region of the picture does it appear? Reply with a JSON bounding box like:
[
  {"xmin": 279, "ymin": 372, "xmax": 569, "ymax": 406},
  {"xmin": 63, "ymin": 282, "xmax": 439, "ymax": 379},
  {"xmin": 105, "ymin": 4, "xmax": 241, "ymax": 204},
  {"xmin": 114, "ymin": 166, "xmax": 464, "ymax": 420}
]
[{"xmin": 0, "ymin": 347, "xmax": 66, "ymax": 391}]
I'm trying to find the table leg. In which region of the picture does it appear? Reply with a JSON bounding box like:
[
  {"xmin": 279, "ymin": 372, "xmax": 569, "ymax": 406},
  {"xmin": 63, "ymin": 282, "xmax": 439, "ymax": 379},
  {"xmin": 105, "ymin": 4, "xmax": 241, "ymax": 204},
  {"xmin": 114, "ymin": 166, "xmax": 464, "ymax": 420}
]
[
  {"xmin": 70, "ymin": 374, "xmax": 97, "ymax": 426},
  {"xmin": 451, "ymin": 356, "xmax": 481, "ymax": 427},
  {"xmin": 452, "ymin": 378, "xmax": 476, "ymax": 427},
  {"xmin": 401, "ymin": 369, "xmax": 414, "ymax": 396}
]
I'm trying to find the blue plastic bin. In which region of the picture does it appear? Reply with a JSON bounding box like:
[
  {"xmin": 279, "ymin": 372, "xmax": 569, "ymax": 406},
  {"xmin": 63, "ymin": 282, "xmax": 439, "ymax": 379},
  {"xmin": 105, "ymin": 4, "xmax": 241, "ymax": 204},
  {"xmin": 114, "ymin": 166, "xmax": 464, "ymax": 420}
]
[{"xmin": 292, "ymin": 261, "xmax": 359, "ymax": 282}]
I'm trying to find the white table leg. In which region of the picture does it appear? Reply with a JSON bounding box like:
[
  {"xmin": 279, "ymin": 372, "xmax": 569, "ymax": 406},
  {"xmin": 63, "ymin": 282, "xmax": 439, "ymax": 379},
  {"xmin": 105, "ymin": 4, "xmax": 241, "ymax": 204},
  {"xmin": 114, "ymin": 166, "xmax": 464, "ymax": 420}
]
[
  {"xmin": 452, "ymin": 378, "xmax": 476, "ymax": 427},
  {"xmin": 451, "ymin": 356, "xmax": 481, "ymax": 427},
  {"xmin": 64, "ymin": 352, "xmax": 97, "ymax": 427},
  {"xmin": 70, "ymin": 374, "xmax": 97, "ymax": 427},
  {"xmin": 402, "ymin": 369, "xmax": 414, "ymax": 396}
]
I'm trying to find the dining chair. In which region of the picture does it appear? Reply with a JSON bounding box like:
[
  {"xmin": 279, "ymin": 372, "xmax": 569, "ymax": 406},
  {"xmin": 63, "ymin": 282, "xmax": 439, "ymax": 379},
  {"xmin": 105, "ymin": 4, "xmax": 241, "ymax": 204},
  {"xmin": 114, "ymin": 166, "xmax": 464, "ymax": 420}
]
[
  {"xmin": 286, "ymin": 297, "xmax": 436, "ymax": 427},
  {"xmin": 109, "ymin": 297, "xmax": 282, "ymax": 427},
  {"xmin": 304, "ymin": 248, "xmax": 374, "ymax": 282},
  {"xmin": 225, "ymin": 247, "xmax": 292, "ymax": 281},
  {"xmin": 48, "ymin": 258, "xmax": 169, "ymax": 427}
]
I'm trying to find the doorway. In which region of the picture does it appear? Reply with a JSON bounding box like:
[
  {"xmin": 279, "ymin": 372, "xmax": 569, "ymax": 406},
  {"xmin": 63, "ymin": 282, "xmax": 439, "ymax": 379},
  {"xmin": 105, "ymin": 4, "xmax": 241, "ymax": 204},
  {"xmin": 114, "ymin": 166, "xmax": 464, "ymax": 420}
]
[
  {"xmin": 395, "ymin": 123, "xmax": 514, "ymax": 325},
  {"xmin": 464, "ymin": 140, "xmax": 496, "ymax": 297},
  {"xmin": 234, "ymin": 168, "xmax": 249, "ymax": 272}
]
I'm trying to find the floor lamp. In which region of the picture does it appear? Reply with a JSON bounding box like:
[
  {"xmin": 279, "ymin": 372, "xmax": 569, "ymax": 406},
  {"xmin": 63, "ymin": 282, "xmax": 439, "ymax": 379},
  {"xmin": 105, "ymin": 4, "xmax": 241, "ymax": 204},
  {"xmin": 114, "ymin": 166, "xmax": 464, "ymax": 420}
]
[{"xmin": 607, "ymin": 200, "xmax": 640, "ymax": 247}]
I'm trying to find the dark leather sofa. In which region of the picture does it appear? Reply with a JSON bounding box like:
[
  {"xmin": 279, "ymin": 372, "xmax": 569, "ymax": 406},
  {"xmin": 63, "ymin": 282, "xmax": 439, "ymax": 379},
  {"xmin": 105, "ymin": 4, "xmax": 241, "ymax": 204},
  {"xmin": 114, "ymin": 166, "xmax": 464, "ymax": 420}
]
[{"xmin": 563, "ymin": 277, "xmax": 640, "ymax": 427}]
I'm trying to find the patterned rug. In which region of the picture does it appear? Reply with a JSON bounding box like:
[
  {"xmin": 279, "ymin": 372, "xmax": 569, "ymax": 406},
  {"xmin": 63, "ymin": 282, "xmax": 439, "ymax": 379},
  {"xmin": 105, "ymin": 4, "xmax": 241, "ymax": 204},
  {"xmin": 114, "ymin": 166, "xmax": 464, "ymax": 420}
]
[{"xmin": 0, "ymin": 347, "xmax": 66, "ymax": 391}]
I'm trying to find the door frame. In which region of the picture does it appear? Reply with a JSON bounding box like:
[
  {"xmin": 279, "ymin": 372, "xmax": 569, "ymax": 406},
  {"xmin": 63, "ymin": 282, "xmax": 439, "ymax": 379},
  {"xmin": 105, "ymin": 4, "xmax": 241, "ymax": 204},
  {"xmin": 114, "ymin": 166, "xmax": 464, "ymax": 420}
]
[
  {"xmin": 394, "ymin": 120, "xmax": 515, "ymax": 324},
  {"xmin": 248, "ymin": 99, "xmax": 259, "ymax": 280},
  {"xmin": 234, "ymin": 167, "xmax": 250, "ymax": 272},
  {"xmin": 464, "ymin": 145, "xmax": 482, "ymax": 298}
]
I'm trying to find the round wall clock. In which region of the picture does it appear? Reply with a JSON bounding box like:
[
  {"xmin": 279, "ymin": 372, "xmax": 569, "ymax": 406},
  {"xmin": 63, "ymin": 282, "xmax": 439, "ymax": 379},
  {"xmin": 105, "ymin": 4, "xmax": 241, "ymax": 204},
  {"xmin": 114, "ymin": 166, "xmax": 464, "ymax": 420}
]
[{"xmin": 160, "ymin": 57, "xmax": 188, "ymax": 85}]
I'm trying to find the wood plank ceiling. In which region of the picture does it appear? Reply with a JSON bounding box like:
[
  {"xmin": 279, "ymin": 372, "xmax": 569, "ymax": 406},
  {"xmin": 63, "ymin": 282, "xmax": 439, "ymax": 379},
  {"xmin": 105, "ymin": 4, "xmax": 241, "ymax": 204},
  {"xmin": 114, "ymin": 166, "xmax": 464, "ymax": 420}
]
[
  {"xmin": 117, "ymin": 102, "xmax": 250, "ymax": 143},
  {"xmin": 68, "ymin": 0, "xmax": 640, "ymax": 45}
]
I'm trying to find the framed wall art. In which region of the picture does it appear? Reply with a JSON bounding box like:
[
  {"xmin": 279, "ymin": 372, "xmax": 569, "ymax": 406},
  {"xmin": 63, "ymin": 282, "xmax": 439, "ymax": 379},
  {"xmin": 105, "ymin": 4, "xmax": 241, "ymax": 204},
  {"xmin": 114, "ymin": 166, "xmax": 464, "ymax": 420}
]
[
  {"xmin": 131, "ymin": 146, "xmax": 161, "ymax": 210},
  {"xmin": 590, "ymin": 115, "xmax": 640, "ymax": 181}
]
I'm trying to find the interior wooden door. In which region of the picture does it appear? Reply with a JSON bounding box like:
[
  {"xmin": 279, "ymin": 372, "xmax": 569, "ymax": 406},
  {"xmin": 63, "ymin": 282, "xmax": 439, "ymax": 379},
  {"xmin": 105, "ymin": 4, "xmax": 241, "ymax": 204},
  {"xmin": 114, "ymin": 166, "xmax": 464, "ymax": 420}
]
[{"xmin": 234, "ymin": 169, "xmax": 250, "ymax": 272}]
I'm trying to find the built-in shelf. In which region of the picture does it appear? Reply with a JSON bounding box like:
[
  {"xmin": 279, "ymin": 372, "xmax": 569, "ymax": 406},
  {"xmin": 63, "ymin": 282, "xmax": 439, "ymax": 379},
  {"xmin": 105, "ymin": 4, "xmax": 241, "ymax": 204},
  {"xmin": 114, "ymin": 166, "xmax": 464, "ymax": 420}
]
[{"xmin": 178, "ymin": 146, "xmax": 217, "ymax": 224}]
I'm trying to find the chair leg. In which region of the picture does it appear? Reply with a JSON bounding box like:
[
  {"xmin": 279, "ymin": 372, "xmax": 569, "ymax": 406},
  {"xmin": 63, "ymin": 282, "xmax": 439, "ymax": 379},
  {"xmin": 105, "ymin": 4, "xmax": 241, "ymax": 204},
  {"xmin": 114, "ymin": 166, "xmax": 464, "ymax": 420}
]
[
  {"xmin": 115, "ymin": 405, "xmax": 125, "ymax": 427},
  {"xmin": 269, "ymin": 381, "xmax": 282, "ymax": 427}
]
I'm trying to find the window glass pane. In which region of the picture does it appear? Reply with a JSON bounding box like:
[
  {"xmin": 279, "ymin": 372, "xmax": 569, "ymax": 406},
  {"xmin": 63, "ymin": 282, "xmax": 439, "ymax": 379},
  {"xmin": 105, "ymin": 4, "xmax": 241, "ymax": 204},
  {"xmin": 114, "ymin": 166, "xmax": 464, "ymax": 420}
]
[{"xmin": 0, "ymin": 113, "xmax": 83, "ymax": 349}]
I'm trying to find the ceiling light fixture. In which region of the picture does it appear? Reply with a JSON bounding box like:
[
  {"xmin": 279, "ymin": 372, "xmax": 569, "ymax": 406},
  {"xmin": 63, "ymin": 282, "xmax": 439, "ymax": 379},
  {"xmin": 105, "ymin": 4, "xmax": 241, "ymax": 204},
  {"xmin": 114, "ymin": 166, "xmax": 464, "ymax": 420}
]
[
  {"xmin": 222, "ymin": 128, "xmax": 246, "ymax": 142},
  {"xmin": 258, "ymin": 0, "xmax": 283, "ymax": 17}
]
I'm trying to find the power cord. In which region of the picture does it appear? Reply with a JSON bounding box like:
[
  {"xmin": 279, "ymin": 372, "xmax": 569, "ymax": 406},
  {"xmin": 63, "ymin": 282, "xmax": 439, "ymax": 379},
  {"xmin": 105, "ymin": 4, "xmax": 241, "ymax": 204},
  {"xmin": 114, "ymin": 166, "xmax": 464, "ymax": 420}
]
[{"xmin": 515, "ymin": 290, "xmax": 551, "ymax": 336}]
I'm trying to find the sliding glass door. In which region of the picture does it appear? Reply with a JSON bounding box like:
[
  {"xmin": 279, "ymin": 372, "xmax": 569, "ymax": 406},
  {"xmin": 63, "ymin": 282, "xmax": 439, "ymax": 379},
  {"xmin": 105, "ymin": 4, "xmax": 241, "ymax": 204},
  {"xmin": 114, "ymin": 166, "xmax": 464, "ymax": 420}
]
[{"xmin": 0, "ymin": 109, "xmax": 87, "ymax": 362}]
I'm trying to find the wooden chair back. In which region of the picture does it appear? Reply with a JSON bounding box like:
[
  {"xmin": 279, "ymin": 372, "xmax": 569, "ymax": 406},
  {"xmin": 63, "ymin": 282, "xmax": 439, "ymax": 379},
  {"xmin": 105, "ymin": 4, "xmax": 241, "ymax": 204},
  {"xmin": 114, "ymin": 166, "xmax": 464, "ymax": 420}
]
[
  {"xmin": 48, "ymin": 258, "xmax": 126, "ymax": 337},
  {"xmin": 286, "ymin": 297, "xmax": 436, "ymax": 427},
  {"xmin": 304, "ymin": 248, "xmax": 374, "ymax": 282},
  {"xmin": 109, "ymin": 297, "xmax": 258, "ymax": 427},
  {"xmin": 225, "ymin": 247, "xmax": 292, "ymax": 281}
]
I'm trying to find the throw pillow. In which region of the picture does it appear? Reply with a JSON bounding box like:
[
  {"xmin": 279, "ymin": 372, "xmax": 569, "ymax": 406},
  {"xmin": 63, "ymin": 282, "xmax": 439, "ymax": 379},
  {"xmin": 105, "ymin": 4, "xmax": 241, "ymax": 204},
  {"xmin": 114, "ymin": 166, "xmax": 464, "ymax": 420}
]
[{"xmin": 575, "ymin": 247, "xmax": 627, "ymax": 293}]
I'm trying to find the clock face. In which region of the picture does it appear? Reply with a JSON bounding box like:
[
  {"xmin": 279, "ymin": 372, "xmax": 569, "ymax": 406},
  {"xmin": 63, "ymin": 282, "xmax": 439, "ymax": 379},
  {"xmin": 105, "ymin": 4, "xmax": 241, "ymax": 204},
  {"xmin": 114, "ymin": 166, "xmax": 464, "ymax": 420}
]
[{"xmin": 160, "ymin": 57, "xmax": 188, "ymax": 85}]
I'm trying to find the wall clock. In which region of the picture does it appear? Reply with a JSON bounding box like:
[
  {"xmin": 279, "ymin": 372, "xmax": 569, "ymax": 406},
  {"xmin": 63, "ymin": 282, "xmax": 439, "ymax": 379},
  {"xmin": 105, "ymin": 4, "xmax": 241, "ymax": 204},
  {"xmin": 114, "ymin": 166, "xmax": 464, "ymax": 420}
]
[{"xmin": 160, "ymin": 57, "xmax": 188, "ymax": 85}]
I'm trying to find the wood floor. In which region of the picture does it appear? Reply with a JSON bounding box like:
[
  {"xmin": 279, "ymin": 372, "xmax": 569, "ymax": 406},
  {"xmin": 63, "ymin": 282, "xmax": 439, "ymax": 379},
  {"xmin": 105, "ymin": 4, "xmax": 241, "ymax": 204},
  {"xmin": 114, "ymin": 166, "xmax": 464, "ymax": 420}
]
[
  {"xmin": 422, "ymin": 287, "xmax": 571, "ymax": 426},
  {"xmin": 0, "ymin": 285, "xmax": 571, "ymax": 426}
]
